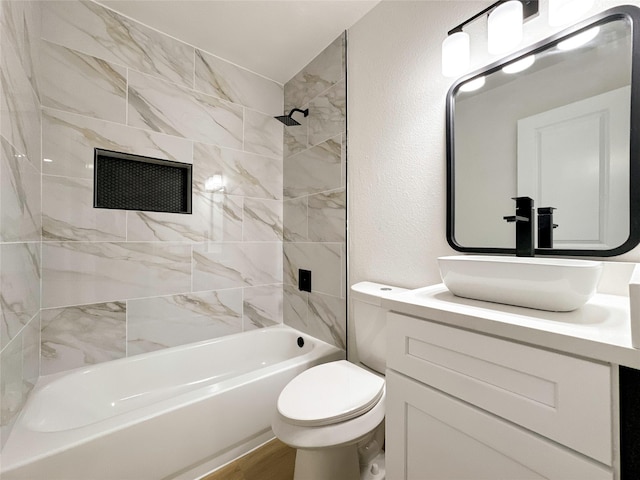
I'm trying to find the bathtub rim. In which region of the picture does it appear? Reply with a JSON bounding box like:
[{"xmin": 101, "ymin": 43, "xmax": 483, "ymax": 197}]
[
  {"xmin": 1, "ymin": 325, "xmax": 344, "ymax": 473},
  {"xmin": 38, "ymin": 323, "xmax": 322, "ymax": 384},
  {"xmin": 27, "ymin": 322, "xmax": 324, "ymax": 433}
]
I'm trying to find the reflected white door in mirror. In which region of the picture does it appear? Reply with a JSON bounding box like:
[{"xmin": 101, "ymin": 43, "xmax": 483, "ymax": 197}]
[{"xmin": 517, "ymin": 86, "xmax": 630, "ymax": 250}]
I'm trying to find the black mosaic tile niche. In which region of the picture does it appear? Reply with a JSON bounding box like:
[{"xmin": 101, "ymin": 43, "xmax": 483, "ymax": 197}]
[{"xmin": 94, "ymin": 149, "xmax": 192, "ymax": 214}]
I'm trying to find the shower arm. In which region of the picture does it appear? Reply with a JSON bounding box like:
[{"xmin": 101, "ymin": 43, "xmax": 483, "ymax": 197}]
[{"xmin": 289, "ymin": 108, "xmax": 309, "ymax": 118}]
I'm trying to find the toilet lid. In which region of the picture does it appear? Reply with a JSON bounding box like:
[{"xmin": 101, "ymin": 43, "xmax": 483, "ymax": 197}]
[{"xmin": 277, "ymin": 360, "xmax": 385, "ymax": 427}]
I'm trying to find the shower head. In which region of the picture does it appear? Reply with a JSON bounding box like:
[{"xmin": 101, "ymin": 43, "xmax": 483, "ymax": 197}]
[
  {"xmin": 274, "ymin": 108, "xmax": 309, "ymax": 126},
  {"xmin": 274, "ymin": 114, "xmax": 301, "ymax": 126}
]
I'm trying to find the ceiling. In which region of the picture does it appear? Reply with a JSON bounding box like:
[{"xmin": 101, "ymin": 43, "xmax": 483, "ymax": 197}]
[{"xmin": 98, "ymin": 0, "xmax": 380, "ymax": 84}]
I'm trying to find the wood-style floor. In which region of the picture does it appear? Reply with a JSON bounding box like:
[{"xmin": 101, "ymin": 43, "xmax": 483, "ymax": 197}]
[{"xmin": 201, "ymin": 439, "xmax": 296, "ymax": 480}]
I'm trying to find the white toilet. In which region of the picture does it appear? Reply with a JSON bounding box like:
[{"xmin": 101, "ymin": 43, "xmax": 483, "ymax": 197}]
[{"xmin": 272, "ymin": 282, "xmax": 405, "ymax": 480}]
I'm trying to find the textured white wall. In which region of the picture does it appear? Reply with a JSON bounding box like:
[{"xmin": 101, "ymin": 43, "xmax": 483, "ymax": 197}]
[
  {"xmin": 348, "ymin": 0, "xmax": 640, "ymax": 297},
  {"xmin": 348, "ymin": 1, "xmax": 482, "ymax": 291}
]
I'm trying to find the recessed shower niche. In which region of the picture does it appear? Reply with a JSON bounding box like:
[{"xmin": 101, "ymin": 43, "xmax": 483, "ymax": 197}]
[{"xmin": 93, "ymin": 149, "xmax": 192, "ymax": 214}]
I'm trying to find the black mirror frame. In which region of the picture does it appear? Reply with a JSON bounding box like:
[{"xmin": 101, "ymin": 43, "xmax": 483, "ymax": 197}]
[{"xmin": 446, "ymin": 5, "xmax": 640, "ymax": 257}]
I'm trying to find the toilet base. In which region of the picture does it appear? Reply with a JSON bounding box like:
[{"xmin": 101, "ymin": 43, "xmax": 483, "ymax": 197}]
[
  {"xmin": 291, "ymin": 447, "xmax": 386, "ymax": 480},
  {"xmin": 294, "ymin": 445, "xmax": 360, "ymax": 480},
  {"xmin": 360, "ymin": 451, "xmax": 385, "ymax": 480}
]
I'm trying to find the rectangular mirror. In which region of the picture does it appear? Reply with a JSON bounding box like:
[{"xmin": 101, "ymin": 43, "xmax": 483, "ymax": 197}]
[{"xmin": 447, "ymin": 6, "xmax": 640, "ymax": 256}]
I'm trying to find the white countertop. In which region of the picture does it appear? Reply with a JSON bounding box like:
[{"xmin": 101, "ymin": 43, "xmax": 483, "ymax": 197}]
[{"xmin": 382, "ymin": 284, "xmax": 640, "ymax": 369}]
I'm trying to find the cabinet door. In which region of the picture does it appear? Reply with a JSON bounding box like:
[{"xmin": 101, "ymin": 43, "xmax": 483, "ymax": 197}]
[
  {"xmin": 386, "ymin": 371, "xmax": 613, "ymax": 480},
  {"xmin": 387, "ymin": 312, "xmax": 612, "ymax": 465}
]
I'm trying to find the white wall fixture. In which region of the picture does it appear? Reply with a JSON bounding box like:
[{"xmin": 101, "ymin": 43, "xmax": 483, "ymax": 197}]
[
  {"xmin": 549, "ymin": 0, "xmax": 595, "ymax": 27},
  {"xmin": 629, "ymin": 264, "xmax": 640, "ymax": 349},
  {"xmin": 488, "ymin": 1, "xmax": 523, "ymax": 54},
  {"xmin": 442, "ymin": 31, "xmax": 470, "ymax": 78}
]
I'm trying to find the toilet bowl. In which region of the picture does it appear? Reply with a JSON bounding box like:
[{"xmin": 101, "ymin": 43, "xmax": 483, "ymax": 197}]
[
  {"xmin": 272, "ymin": 360, "xmax": 385, "ymax": 480},
  {"xmin": 272, "ymin": 282, "xmax": 406, "ymax": 480}
]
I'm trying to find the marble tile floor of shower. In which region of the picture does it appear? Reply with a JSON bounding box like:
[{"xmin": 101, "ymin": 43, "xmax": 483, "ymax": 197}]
[{"xmin": 202, "ymin": 439, "xmax": 295, "ymax": 480}]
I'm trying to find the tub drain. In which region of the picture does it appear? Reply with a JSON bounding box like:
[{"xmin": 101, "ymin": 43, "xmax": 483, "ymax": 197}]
[{"xmin": 297, "ymin": 337, "xmax": 305, "ymax": 348}]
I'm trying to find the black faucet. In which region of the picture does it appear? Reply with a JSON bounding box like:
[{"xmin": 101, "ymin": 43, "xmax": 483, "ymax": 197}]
[
  {"xmin": 503, "ymin": 196, "xmax": 534, "ymax": 257},
  {"xmin": 537, "ymin": 207, "xmax": 558, "ymax": 249}
]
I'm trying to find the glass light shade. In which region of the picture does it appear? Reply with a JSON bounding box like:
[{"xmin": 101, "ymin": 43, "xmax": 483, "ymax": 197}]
[
  {"xmin": 442, "ymin": 31, "xmax": 470, "ymax": 77},
  {"xmin": 459, "ymin": 76, "xmax": 486, "ymax": 92},
  {"xmin": 502, "ymin": 54, "xmax": 535, "ymax": 74},
  {"xmin": 488, "ymin": 1, "xmax": 523, "ymax": 55},
  {"xmin": 549, "ymin": 0, "xmax": 595, "ymax": 27},
  {"xmin": 557, "ymin": 26, "xmax": 600, "ymax": 51}
]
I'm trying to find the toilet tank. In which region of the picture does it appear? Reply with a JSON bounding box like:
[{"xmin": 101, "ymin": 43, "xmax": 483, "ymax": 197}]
[{"xmin": 351, "ymin": 282, "xmax": 407, "ymax": 374}]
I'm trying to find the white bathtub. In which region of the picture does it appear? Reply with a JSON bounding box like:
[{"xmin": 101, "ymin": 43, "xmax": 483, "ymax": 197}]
[{"xmin": 1, "ymin": 325, "xmax": 344, "ymax": 480}]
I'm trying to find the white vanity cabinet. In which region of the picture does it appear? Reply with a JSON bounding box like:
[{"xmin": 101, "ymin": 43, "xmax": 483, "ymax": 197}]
[{"xmin": 386, "ymin": 312, "xmax": 615, "ymax": 480}]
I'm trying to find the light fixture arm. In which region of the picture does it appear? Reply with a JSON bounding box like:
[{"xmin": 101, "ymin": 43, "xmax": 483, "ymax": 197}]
[{"xmin": 447, "ymin": 0, "xmax": 539, "ymax": 35}]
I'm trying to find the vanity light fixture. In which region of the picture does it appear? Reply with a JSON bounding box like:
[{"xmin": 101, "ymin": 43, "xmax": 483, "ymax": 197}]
[
  {"xmin": 557, "ymin": 26, "xmax": 600, "ymax": 51},
  {"xmin": 502, "ymin": 54, "xmax": 535, "ymax": 73},
  {"xmin": 549, "ymin": 0, "xmax": 595, "ymax": 26},
  {"xmin": 459, "ymin": 76, "xmax": 486, "ymax": 92},
  {"xmin": 488, "ymin": 1, "xmax": 523, "ymax": 55},
  {"xmin": 442, "ymin": 31, "xmax": 470, "ymax": 78},
  {"xmin": 442, "ymin": 0, "xmax": 539, "ymax": 77}
]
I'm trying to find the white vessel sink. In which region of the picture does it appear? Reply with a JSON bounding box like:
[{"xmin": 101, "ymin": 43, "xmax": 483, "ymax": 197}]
[{"xmin": 438, "ymin": 255, "xmax": 603, "ymax": 312}]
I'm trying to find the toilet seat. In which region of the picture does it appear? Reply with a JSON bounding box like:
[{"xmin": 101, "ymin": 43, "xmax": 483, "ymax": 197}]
[
  {"xmin": 273, "ymin": 386, "xmax": 386, "ymax": 450},
  {"xmin": 277, "ymin": 360, "xmax": 385, "ymax": 427}
]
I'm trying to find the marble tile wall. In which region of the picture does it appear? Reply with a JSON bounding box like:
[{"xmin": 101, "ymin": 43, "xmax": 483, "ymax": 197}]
[
  {"xmin": 0, "ymin": 0, "xmax": 42, "ymax": 449},
  {"xmin": 0, "ymin": 1, "xmax": 345, "ymax": 451},
  {"xmin": 38, "ymin": 0, "xmax": 284, "ymax": 376},
  {"xmin": 282, "ymin": 33, "xmax": 347, "ymax": 350}
]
